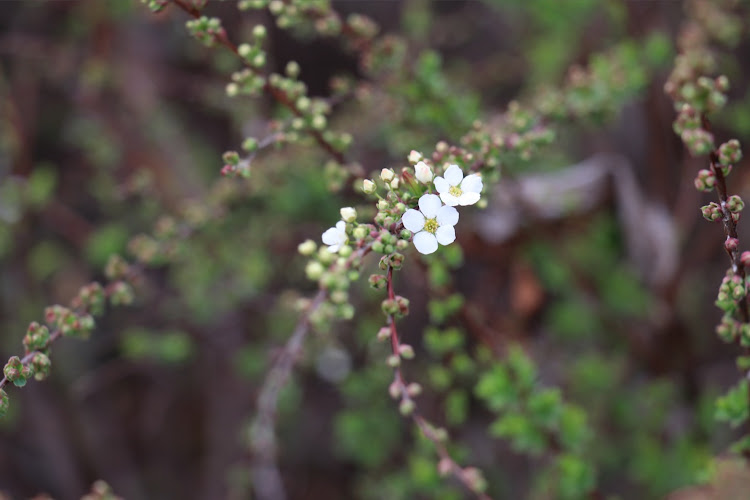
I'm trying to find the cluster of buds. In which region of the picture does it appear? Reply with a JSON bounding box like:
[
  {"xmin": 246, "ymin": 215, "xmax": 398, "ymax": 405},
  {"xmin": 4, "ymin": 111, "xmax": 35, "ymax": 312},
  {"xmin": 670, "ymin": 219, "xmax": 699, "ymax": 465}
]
[
  {"xmin": 185, "ymin": 16, "xmax": 224, "ymax": 48},
  {"xmin": 3, "ymin": 356, "xmax": 33, "ymax": 388},
  {"xmin": 72, "ymin": 282, "xmax": 106, "ymax": 316},
  {"xmin": 31, "ymin": 352, "xmax": 51, "ymax": 381},
  {"xmin": 694, "ymin": 169, "xmax": 716, "ymax": 192},
  {"xmin": 718, "ymin": 139, "xmax": 743, "ymax": 166},
  {"xmin": 221, "ymin": 151, "xmax": 251, "ymax": 179},
  {"xmin": 381, "ymin": 295, "xmax": 410, "ymax": 318},
  {"xmin": 716, "ymin": 271, "xmax": 747, "ymax": 312},
  {"xmin": 45, "ymin": 305, "xmax": 95, "ymax": 339},
  {"xmin": 109, "ymin": 281, "xmax": 135, "ymax": 307},
  {"xmin": 677, "ymin": 75, "xmax": 728, "ymax": 113},
  {"xmin": 700, "ymin": 202, "xmax": 721, "ymax": 222},
  {"xmin": 673, "ymin": 105, "xmax": 715, "ymax": 157},
  {"xmin": 22, "ymin": 322, "xmax": 50, "ymax": 353},
  {"xmin": 226, "ymin": 68, "xmax": 266, "ymax": 99},
  {"xmin": 105, "ymin": 254, "xmax": 130, "ymax": 281},
  {"xmin": 716, "ymin": 314, "xmax": 750, "ymax": 346},
  {"xmin": 237, "ymin": 26, "xmax": 268, "ymax": 69}
]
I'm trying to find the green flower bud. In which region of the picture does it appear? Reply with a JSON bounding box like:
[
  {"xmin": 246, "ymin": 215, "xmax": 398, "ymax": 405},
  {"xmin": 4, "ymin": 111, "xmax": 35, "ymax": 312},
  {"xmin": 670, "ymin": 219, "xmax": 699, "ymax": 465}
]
[
  {"xmin": 298, "ymin": 239, "xmax": 317, "ymax": 256},
  {"xmin": 305, "ymin": 261, "xmax": 325, "ymax": 281},
  {"xmin": 31, "ymin": 353, "xmax": 51, "ymax": 381}
]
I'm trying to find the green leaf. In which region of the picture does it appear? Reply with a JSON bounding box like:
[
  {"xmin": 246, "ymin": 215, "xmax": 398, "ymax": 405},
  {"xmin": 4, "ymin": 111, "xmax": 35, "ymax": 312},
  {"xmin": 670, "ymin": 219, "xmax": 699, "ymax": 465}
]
[{"xmin": 715, "ymin": 379, "xmax": 749, "ymax": 428}]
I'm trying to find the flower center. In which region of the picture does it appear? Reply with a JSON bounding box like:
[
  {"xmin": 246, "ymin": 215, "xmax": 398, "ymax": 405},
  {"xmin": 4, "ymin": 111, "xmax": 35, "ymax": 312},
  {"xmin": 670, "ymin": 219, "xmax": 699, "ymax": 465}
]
[
  {"xmin": 423, "ymin": 217, "xmax": 438, "ymax": 234},
  {"xmin": 449, "ymin": 185, "xmax": 463, "ymax": 197}
]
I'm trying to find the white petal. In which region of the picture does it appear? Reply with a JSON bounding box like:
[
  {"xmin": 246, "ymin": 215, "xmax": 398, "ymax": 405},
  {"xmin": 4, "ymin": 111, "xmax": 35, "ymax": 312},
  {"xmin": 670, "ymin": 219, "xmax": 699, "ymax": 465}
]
[
  {"xmin": 439, "ymin": 192, "xmax": 460, "ymax": 206},
  {"xmin": 413, "ymin": 231, "xmax": 438, "ymax": 254},
  {"xmin": 458, "ymin": 192, "xmax": 481, "ymax": 206},
  {"xmin": 443, "ymin": 165, "xmax": 464, "ymax": 186},
  {"xmin": 419, "ymin": 194, "xmax": 442, "ymax": 218},
  {"xmin": 436, "ymin": 205, "xmax": 459, "ymax": 226},
  {"xmin": 327, "ymin": 244, "xmax": 340, "ymax": 253},
  {"xmin": 335, "ymin": 220, "xmax": 347, "ymax": 231},
  {"xmin": 434, "ymin": 176, "xmax": 450, "ymax": 194},
  {"xmin": 322, "ymin": 227, "xmax": 341, "ymax": 246},
  {"xmin": 460, "ymin": 174, "xmax": 483, "ymax": 193},
  {"xmin": 435, "ymin": 225, "xmax": 455, "ymax": 245},
  {"xmin": 402, "ymin": 209, "xmax": 425, "ymax": 232}
]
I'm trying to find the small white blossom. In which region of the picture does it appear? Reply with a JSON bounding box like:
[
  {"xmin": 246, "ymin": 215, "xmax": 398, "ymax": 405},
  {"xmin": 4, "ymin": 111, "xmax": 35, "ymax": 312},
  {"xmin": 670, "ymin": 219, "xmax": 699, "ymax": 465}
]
[
  {"xmin": 340, "ymin": 207, "xmax": 357, "ymax": 223},
  {"xmin": 380, "ymin": 168, "xmax": 395, "ymax": 182},
  {"xmin": 414, "ymin": 161, "xmax": 433, "ymax": 184},
  {"xmin": 408, "ymin": 150, "xmax": 423, "ymax": 164},
  {"xmin": 401, "ymin": 194, "xmax": 458, "ymax": 255},
  {"xmin": 322, "ymin": 221, "xmax": 347, "ymax": 252},
  {"xmin": 362, "ymin": 179, "xmax": 376, "ymax": 194},
  {"xmin": 434, "ymin": 164, "xmax": 483, "ymax": 206},
  {"xmin": 390, "ymin": 178, "xmax": 400, "ymax": 189}
]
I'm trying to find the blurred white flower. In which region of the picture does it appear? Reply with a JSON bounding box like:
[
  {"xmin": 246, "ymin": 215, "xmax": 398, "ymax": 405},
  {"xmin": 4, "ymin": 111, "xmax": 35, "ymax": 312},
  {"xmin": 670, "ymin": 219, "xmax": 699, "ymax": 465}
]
[
  {"xmin": 401, "ymin": 194, "xmax": 458, "ymax": 255},
  {"xmin": 434, "ymin": 164, "xmax": 483, "ymax": 206},
  {"xmin": 322, "ymin": 221, "xmax": 347, "ymax": 252}
]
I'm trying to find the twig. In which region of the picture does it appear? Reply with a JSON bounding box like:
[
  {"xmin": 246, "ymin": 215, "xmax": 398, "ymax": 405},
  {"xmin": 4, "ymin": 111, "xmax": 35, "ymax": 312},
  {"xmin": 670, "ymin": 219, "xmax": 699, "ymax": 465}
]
[{"xmin": 384, "ymin": 265, "xmax": 493, "ymax": 500}]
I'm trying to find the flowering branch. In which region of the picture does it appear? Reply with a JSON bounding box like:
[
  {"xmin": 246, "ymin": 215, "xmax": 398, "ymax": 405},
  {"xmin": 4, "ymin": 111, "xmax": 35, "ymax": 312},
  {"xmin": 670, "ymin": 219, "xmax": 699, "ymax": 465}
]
[{"xmin": 0, "ymin": 259, "xmax": 138, "ymax": 416}]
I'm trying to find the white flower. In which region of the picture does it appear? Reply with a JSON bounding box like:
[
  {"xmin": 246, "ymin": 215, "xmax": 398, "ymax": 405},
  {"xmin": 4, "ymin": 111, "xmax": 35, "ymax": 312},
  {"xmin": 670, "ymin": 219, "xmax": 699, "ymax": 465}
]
[
  {"xmin": 340, "ymin": 207, "xmax": 357, "ymax": 223},
  {"xmin": 414, "ymin": 161, "xmax": 433, "ymax": 184},
  {"xmin": 408, "ymin": 150, "xmax": 423, "ymax": 163},
  {"xmin": 401, "ymin": 194, "xmax": 458, "ymax": 255},
  {"xmin": 322, "ymin": 221, "xmax": 347, "ymax": 252},
  {"xmin": 434, "ymin": 164, "xmax": 483, "ymax": 206}
]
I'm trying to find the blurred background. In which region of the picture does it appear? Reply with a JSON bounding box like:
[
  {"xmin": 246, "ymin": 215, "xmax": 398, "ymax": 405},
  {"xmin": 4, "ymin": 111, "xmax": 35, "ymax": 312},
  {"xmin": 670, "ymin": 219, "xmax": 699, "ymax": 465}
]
[{"xmin": 1, "ymin": 0, "xmax": 750, "ymax": 499}]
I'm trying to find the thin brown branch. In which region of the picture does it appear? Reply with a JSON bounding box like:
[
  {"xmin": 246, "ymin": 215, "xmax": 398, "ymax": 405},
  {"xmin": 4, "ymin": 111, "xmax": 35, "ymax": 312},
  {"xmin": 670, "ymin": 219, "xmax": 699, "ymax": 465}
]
[{"xmin": 385, "ymin": 265, "xmax": 493, "ymax": 500}]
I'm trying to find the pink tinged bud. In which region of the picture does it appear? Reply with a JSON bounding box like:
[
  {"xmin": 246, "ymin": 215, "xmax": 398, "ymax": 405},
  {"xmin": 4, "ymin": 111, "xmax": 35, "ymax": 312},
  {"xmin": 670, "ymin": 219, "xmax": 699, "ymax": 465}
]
[
  {"xmin": 388, "ymin": 380, "xmax": 401, "ymax": 399},
  {"xmin": 741, "ymin": 251, "xmax": 750, "ymax": 267},
  {"xmin": 408, "ymin": 150, "xmax": 423, "ymax": 164},
  {"xmin": 414, "ymin": 161, "xmax": 434, "ymax": 183},
  {"xmin": 437, "ymin": 458, "xmax": 453, "ymax": 477},
  {"xmin": 377, "ymin": 326, "xmax": 391, "ymax": 341},
  {"xmin": 726, "ymin": 237, "xmax": 740, "ymax": 251},
  {"xmin": 398, "ymin": 344, "xmax": 415, "ymax": 359}
]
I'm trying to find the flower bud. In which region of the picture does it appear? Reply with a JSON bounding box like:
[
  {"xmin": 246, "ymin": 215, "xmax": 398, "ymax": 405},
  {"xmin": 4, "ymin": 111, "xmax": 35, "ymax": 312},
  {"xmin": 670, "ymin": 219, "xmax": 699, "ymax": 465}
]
[
  {"xmin": 253, "ymin": 24, "xmax": 267, "ymax": 40},
  {"xmin": 386, "ymin": 355, "xmax": 400, "ymax": 367},
  {"xmin": 362, "ymin": 179, "xmax": 376, "ymax": 194},
  {"xmin": 340, "ymin": 207, "xmax": 357, "ymax": 223},
  {"xmin": 389, "ymin": 178, "xmax": 400, "ymax": 189},
  {"xmin": 398, "ymin": 344, "xmax": 415, "ymax": 359},
  {"xmin": 408, "ymin": 150, "xmax": 423, "ymax": 164},
  {"xmin": 726, "ymin": 237, "xmax": 740, "ymax": 252},
  {"xmin": 377, "ymin": 326, "xmax": 391, "ymax": 341},
  {"xmin": 298, "ymin": 239, "xmax": 317, "ymax": 256},
  {"xmin": 388, "ymin": 380, "xmax": 401, "ymax": 399},
  {"xmin": 414, "ymin": 161, "xmax": 433, "ymax": 183},
  {"xmin": 238, "ymin": 43, "xmax": 252, "ymax": 58},
  {"xmin": 305, "ymin": 261, "xmax": 324, "ymax": 281},
  {"xmin": 727, "ymin": 195, "xmax": 744, "ymax": 213},
  {"xmin": 399, "ymin": 399, "xmax": 415, "ymax": 415},
  {"xmin": 369, "ymin": 274, "xmax": 387, "ymax": 289},
  {"xmin": 380, "ymin": 168, "xmax": 395, "ymax": 182},
  {"xmin": 406, "ymin": 382, "xmax": 422, "ymax": 396}
]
